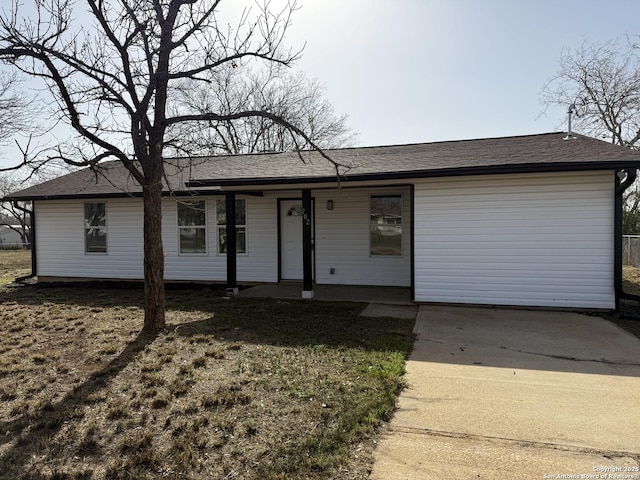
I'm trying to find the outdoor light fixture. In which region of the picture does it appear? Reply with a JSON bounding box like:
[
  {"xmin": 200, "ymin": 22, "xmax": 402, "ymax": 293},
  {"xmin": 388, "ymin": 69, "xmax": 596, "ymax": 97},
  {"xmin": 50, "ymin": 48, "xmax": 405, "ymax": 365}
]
[{"xmin": 327, "ymin": 200, "xmax": 334, "ymax": 210}]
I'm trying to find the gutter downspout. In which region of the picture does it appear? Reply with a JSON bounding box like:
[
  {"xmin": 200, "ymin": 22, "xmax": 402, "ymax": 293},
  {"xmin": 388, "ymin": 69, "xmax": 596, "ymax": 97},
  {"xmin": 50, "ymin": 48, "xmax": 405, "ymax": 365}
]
[
  {"xmin": 11, "ymin": 201, "xmax": 36, "ymax": 283},
  {"xmin": 615, "ymin": 168, "xmax": 640, "ymax": 309}
]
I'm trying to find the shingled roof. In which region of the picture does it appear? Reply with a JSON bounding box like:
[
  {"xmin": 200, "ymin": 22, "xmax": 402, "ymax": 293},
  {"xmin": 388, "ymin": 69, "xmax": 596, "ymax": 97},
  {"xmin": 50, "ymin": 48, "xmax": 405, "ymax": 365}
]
[{"xmin": 5, "ymin": 132, "xmax": 640, "ymax": 200}]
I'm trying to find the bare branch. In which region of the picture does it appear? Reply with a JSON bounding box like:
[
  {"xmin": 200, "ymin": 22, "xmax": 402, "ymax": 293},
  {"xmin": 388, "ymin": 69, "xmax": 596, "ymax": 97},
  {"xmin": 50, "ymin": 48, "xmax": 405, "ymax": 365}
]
[
  {"xmin": 541, "ymin": 37, "xmax": 640, "ymax": 148},
  {"xmin": 167, "ymin": 68, "xmax": 356, "ymax": 156},
  {"xmin": 0, "ymin": 0, "xmax": 345, "ymax": 331},
  {"xmin": 0, "ymin": 70, "xmax": 32, "ymax": 145}
]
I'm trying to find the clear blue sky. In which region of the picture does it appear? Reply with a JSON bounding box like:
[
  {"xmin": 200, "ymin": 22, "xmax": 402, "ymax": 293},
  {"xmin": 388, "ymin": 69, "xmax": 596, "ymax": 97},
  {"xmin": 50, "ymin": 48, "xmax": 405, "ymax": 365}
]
[
  {"xmin": 1, "ymin": 0, "xmax": 639, "ymax": 169},
  {"xmin": 283, "ymin": 0, "xmax": 640, "ymax": 146}
]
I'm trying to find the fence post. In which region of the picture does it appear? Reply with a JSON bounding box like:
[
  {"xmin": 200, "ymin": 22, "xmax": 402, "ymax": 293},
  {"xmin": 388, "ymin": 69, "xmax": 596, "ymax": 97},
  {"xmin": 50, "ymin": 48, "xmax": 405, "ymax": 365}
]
[
  {"xmin": 622, "ymin": 235, "xmax": 640, "ymax": 267},
  {"xmin": 625, "ymin": 235, "xmax": 629, "ymax": 265}
]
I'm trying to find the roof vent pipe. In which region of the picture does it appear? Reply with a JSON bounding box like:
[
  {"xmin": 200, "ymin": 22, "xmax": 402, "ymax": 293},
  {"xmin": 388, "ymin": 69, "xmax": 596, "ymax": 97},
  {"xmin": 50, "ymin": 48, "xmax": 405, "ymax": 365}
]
[{"xmin": 563, "ymin": 104, "xmax": 577, "ymax": 140}]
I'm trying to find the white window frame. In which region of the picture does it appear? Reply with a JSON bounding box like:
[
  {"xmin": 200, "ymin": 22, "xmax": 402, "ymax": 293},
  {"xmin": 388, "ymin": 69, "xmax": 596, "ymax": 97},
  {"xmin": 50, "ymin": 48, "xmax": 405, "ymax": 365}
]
[
  {"xmin": 84, "ymin": 202, "xmax": 107, "ymax": 254},
  {"xmin": 177, "ymin": 199, "xmax": 208, "ymax": 255},
  {"xmin": 370, "ymin": 194, "xmax": 403, "ymax": 257},
  {"xmin": 216, "ymin": 198, "xmax": 247, "ymax": 255}
]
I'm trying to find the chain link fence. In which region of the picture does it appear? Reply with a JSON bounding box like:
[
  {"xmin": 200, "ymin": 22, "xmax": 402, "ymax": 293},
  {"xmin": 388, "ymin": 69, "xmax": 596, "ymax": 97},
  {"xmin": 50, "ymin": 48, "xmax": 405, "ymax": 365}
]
[{"xmin": 623, "ymin": 235, "xmax": 640, "ymax": 267}]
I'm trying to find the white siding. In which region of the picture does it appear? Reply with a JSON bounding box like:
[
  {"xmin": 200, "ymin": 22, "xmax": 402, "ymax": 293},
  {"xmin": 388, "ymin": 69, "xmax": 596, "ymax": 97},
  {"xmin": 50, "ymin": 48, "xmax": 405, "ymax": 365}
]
[
  {"xmin": 314, "ymin": 187, "xmax": 411, "ymax": 286},
  {"xmin": 162, "ymin": 198, "xmax": 220, "ymax": 281},
  {"xmin": 238, "ymin": 193, "xmax": 278, "ymax": 282},
  {"xmin": 35, "ymin": 188, "xmax": 410, "ymax": 287},
  {"xmin": 36, "ymin": 171, "xmax": 614, "ymax": 307},
  {"xmin": 413, "ymin": 171, "xmax": 615, "ymax": 309},
  {"xmin": 35, "ymin": 195, "xmax": 280, "ymax": 283},
  {"xmin": 36, "ymin": 198, "xmax": 144, "ymax": 279}
]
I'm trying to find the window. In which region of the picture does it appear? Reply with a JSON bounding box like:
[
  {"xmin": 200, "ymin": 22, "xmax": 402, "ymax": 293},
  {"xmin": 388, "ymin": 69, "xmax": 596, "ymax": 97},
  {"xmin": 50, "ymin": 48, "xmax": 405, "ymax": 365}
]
[
  {"xmin": 177, "ymin": 200, "xmax": 207, "ymax": 254},
  {"xmin": 85, "ymin": 202, "xmax": 107, "ymax": 253},
  {"xmin": 216, "ymin": 199, "xmax": 246, "ymax": 254},
  {"xmin": 370, "ymin": 195, "xmax": 402, "ymax": 256}
]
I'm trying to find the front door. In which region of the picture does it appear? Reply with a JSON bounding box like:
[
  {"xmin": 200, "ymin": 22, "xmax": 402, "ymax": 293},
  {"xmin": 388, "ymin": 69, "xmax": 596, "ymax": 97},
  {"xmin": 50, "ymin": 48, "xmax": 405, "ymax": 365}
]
[{"xmin": 280, "ymin": 199, "xmax": 312, "ymax": 280}]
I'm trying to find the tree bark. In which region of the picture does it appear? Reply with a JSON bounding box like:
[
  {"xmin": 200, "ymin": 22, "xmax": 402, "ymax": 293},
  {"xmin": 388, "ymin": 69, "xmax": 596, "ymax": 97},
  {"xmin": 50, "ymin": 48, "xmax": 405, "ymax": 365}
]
[{"xmin": 142, "ymin": 182, "xmax": 166, "ymax": 331}]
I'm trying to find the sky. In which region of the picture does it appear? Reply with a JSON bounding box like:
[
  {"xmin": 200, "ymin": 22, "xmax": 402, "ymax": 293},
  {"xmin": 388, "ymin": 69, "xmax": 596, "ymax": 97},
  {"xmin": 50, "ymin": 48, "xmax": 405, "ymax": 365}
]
[
  {"xmin": 1, "ymin": 0, "xmax": 640, "ymax": 169},
  {"xmin": 279, "ymin": 0, "xmax": 640, "ymax": 147}
]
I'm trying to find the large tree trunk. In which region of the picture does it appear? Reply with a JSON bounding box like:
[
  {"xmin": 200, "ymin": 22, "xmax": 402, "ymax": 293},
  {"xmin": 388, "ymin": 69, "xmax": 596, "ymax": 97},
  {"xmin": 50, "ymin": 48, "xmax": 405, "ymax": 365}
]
[{"xmin": 142, "ymin": 182, "xmax": 166, "ymax": 331}]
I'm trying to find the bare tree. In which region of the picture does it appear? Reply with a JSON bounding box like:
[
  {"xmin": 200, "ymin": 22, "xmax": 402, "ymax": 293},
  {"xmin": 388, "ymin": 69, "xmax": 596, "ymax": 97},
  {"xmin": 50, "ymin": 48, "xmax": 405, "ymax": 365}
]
[
  {"xmin": 541, "ymin": 37, "xmax": 640, "ymax": 147},
  {"xmin": 0, "ymin": 69, "xmax": 34, "ymax": 247},
  {"xmin": 0, "ymin": 69, "xmax": 30, "ymax": 147},
  {"xmin": 1, "ymin": 167, "xmax": 64, "ymax": 247},
  {"xmin": 542, "ymin": 37, "xmax": 640, "ymax": 233},
  {"xmin": 0, "ymin": 175, "xmax": 30, "ymax": 246},
  {"xmin": 623, "ymin": 182, "xmax": 640, "ymax": 234},
  {"xmin": 171, "ymin": 67, "xmax": 357, "ymax": 155},
  {"xmin": 0, "ymin": 0, "xmax": 337, "ymax": 331}
]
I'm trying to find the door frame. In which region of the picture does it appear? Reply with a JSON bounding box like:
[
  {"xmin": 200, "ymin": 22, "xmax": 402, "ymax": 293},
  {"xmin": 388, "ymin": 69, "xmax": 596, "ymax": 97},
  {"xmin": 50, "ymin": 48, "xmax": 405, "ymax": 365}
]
[{"xmin": 277, "ymin": 197, "xmax": 315, "ymax": 282}]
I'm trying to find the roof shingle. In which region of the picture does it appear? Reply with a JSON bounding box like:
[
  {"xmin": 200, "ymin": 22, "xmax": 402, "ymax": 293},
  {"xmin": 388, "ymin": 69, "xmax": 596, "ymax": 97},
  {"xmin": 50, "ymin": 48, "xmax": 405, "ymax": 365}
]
[{"xmin": 6, "ymin": 132, "xmax": 640, "ymax": 200}]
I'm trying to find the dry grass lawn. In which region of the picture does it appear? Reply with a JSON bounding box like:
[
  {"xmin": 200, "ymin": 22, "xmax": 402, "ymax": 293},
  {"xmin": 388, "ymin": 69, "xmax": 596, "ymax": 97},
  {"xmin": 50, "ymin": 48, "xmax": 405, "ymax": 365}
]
[
  {"xmin": 623, "ymin": 265, "xmax": 640, "ymax": 296},
  {"xmin": 0, "ymin": 251, "xmax": 415, "ymax": 479},
  {"xmin": 617, "ymin": 266, "xmax": 640, "ymax": 338},
  {"xmin": 0, "ymin": 249, "xmax": 30, "ymax": 286}
]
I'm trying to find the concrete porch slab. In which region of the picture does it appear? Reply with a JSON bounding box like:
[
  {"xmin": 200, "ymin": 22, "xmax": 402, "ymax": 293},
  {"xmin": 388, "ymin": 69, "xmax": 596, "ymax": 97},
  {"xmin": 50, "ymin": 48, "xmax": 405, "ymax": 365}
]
[
  {"xmin": 360, "ymin": 303, "xmax": 419, "ymax": 319},
  {"xmin": 235, "ymin": 284, "xmax": 412, "ymax": 304}
]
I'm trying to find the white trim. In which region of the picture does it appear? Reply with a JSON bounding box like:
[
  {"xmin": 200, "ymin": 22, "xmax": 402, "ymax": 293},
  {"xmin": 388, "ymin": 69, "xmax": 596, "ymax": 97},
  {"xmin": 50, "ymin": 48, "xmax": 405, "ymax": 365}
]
[
  {"xmin": 177, "ymin": 199, "xmax": 208, "ymax": 256},
  {"xmin": 215, "ymin": 197, "xmax": 248, "ymax": 256},
  {"xmin": 84, "ymin": 201, "xmax": 108, "ymax": 255},
  {"xmin": 369, "ymin": 193, "xmax": 404, "ymax": 257}
]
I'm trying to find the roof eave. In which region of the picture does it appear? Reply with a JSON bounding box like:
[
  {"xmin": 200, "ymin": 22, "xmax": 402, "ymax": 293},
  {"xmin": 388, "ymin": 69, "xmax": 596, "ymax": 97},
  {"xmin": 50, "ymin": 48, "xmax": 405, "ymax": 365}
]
[
  {"xmin": 186, "ymin": 160, "xmax": 640, "ymax": 188},
  {"xmin": 2, "ymin": 189, "xmax": 227, "ymax": 202}
]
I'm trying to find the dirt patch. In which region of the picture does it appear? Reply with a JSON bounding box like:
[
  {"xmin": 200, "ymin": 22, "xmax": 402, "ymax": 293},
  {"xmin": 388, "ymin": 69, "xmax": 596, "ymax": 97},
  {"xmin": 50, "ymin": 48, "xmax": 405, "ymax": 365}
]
[
  {"xmin": 603, "ymin": 266, "xmax": 640, "ymax": 338},
  {"xmin": 608, "ymin": 301, "xmax": 640, "ymax": 339}
]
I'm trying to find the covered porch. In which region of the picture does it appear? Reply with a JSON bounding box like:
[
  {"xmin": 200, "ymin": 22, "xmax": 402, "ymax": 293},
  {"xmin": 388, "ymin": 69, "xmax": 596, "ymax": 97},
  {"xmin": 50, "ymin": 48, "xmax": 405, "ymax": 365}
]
[{"xmin": 220, "ymin": 184, "xmax": 413, "ymax": 300}]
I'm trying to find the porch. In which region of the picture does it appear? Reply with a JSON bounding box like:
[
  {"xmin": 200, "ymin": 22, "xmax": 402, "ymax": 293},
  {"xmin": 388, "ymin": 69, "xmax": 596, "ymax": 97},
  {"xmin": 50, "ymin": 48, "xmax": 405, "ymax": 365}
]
[{"xmin": 236, "ymin": 283, "xmax": 412, "ymax": 305}]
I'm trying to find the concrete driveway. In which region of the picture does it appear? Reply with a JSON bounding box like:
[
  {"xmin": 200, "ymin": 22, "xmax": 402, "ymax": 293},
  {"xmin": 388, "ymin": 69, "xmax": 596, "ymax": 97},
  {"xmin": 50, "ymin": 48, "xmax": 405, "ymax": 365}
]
[{"xmin": 371, "ymin": 305, "xmax": 640, "ymax": 479}]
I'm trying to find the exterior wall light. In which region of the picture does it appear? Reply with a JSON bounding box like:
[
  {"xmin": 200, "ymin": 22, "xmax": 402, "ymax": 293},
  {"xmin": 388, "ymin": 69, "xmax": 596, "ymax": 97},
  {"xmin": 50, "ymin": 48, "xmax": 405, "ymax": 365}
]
[{"xmin": 327, "ymin": 200, "xmax": 334, "ymax": 210}]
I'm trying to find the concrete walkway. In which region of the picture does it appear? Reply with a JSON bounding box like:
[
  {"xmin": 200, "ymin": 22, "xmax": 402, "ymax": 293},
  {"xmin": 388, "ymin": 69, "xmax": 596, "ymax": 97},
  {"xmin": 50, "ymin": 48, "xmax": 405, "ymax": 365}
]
[{"xmin": 371, "ymin": 305, "xmax": 640, "ymax": 479}]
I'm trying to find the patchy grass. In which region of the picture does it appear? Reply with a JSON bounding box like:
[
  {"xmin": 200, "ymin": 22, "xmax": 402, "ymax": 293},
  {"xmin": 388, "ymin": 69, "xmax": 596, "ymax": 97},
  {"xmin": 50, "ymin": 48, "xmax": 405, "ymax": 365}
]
[
  {"xmin": 614, "ymin": 266, "xmax": 640, "ymax": 338},
  {"xmin": 623, "ymin": 265, "xmax": 640, "ymax": 296},
  {"xmin": 0, "ymin": 249, "xmax": 31, "ymax": 285},
  {"xmin": 0, "ymin": 251, "xmax": 415, "ymax": 479}
]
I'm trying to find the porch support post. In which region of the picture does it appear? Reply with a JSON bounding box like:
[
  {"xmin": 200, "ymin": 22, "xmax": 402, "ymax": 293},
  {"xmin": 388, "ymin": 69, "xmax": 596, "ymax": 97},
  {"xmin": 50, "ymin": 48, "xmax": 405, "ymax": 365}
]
[
  {"xmin": 302, "ymin": 189, "xmax": 314, "ymax": 299},
  {"xmin": 225, "ymin": 191, "xmax": 238, "ymax": 296},
  {"xmin": 409, "ymin": 183, "xmax": 415, "ymax": 301}
]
